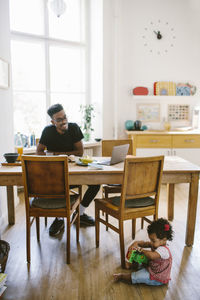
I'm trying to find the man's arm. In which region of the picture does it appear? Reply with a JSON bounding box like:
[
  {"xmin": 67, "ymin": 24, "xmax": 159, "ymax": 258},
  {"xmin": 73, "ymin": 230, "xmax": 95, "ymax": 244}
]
[{"xmin": 36, "ymin": 143, "xmax": 46, "ymax": 155}]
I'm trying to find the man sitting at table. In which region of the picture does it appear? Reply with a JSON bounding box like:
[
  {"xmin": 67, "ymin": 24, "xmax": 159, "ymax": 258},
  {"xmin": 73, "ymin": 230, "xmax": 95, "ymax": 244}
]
[{"xmin": 37, "ymin": 103, "xmax": 100, "ymax": 236}]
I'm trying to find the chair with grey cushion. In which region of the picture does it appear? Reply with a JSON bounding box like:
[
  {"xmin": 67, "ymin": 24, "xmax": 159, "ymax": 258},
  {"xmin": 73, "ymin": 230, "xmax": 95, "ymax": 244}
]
[
  {"xmin": 95, "ymin": 155, "xmax": 164, "ymax": 268},
  {"xmin": 21, "ymin": 155, "xmax": 81, "ymax": 264}
]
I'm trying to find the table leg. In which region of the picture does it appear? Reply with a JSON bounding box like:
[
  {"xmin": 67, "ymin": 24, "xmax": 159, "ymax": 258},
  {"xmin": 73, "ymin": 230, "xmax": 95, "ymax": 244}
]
[
  {"xmin": 167, "ymin": 184, "xmax": 174, "ymax": 221},
  {"xmin": 185, "ymin": 173, "xmax": 199, "ymax": 246},
  {"xmin": 6, "ymin": 186, "xmax": 15, "ymax": 225}
]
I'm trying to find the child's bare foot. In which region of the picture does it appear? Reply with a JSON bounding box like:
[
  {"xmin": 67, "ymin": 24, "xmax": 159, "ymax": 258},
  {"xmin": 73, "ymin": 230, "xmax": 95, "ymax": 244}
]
[
  {"xmin": 113, "ymin": 273, "xmax": 122, "ymax": 282},
  {"xmin": 113, "ymin": 273, "xmax": 132, "ymax": 283}
]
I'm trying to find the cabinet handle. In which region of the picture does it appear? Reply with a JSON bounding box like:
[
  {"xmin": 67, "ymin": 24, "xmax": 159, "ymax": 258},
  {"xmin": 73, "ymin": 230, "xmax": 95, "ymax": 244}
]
[
  {"xmin": 150, "ymin": 139, "xmax": 159, "ymax": 143},
  {"xmin": 184, "ymin": 139, "xmax": 195, "ymax": 143},
  {"xmin": 174, "ymin": 150, "xmax": 176, "ymax": 155},
  {"xmin": 167, "ymin": 150, "xmax": 170, "ymax": 155}
]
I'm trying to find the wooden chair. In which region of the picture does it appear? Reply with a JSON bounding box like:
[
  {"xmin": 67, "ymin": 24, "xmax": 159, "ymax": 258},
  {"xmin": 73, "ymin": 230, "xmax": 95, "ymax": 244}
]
[
  {"xmin": 21, "ymin": 155, "xmax": 81, "ymax": 264},
  {"xmin": 102, "ymin": 139, "xmax": 134, "ymax": 198},
  {"xmin": 95, "ymin": 155, "xmax": 164, "ymax": 268}
]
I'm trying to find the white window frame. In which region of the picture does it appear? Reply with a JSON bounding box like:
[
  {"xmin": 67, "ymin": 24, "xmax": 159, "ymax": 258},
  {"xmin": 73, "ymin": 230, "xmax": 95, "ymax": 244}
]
[{"xmin": 10, "ymin": 0, "xmax": 89, "ymax": 127}]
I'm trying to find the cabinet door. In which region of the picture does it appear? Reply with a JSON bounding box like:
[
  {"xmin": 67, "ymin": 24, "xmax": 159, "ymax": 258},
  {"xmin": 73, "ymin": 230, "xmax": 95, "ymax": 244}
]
[
  {"xmin": 136, "ymin": 148, "xmax": 171, "ymax": 157},
  {"xmin": 172, "ymin": 148, "xmax": 200, "ymax": 166},
  {"xmin": 137, "ymin": 135, "xmax": 171, "ymax": 148}
]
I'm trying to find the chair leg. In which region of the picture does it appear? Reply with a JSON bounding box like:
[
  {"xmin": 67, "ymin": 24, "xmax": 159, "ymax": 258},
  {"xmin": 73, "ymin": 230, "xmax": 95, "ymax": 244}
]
[
  {"xmin": 102, "ymin": 188, "xmax": 107, "ymax": 217},
  {"xmin": 26, "ymin": 216, "xmax": 31, "ymax": 263},
  {"xmin": 106, "ymin": 213, "xmax": 109, "ymax": 231},
  {"xmin": 36, "ymin": 217, "xmax": 40, "ymax": 242},
  {"xmin": 76, "ymin": 206, "xmax": 80, "ymax": 243},
  {"xmin": 119, "ymin": 220, "xmax": 125, "ymax": 268},
  {"xmin": 132, "ymin": 219, "xmax": 136, "ymax": 240},
  {"xmin": 66, "ymin": 218, "xmax": 70, "ymax": 264},
  {"xmin": 78, "ymin": 185, "xmax": 82, "ymax": 202},
  {"xmin": 95, "ymin": 203, "xmax": 100, "ymax": 248},
  {"xmin": 44, "ymin": 217, "xmax": 47, "ymax": 227},
  {"xmin": 141, "ymin": 217, "xmax": 144, "ymax": 229}
]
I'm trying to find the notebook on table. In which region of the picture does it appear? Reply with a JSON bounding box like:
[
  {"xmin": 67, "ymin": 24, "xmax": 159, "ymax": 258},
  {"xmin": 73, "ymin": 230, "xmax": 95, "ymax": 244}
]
[{"xmin": 98, "ymin": 144, "xmax": 129, "ymax": 165}]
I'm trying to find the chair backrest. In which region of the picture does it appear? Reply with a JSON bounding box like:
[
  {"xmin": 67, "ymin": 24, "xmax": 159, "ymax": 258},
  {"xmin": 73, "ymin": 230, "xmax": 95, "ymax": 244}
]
[
  {"xmin": 120, "ymin": 156, "xmax": 164, "ymax": 211},
  {"xmin": 21, "ymin": 155, "xmax": 70, "ymax": 209},
  {"xmin": 102, "ymin": 139, "xmax": 134, "ymax": 156}
]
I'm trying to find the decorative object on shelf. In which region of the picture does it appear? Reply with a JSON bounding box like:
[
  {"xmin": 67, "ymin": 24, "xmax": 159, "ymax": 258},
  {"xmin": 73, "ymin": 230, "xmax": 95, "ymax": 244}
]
[
  {"xmin": 155, "ymin": 81, "xmax": 176, "ymax": 96},
  {"xmin": 95, "ymin": 138, "xmax": 102, "ymax": 142},
  {"xmin": 125, "ymin": 120, "xmax": 134, "ymax": 131},
  {"xmin": 0, "ymin": 58, "xmax": 9, "ymax": 89},
  {"xmin": 80, "ymin": 104, "xmax": 95, "ymax": 142},
  {"xmin": 48, "ymin": 0, "xmax": 66, "ymax": 17},
  {"xmin": 137, "ymin": 103, "xmax": 160, "ymax": 122},
  {"xmin": 133, "ymin": 87, "xmax": 149, "ymax": 95},
  {"xmin": 141, "ymin": 125, "xmax": 148, "ymax": 130},
  {"xmin": 168, "ymin": 105, "xmax": 189, "ymax": 121},
  {"xmin": 164, "ymin": 122, "xmax": 171, "ymax": 131},
  {"xmin": 134, "ymin": 120, "xmax": 142, "ymax": 130},
  {"xmin": 176, "ymin": 83, "xmax": 196, "ymax": 96},
  {"xmin": 142, "ymin": 20, "xmax": 176, "ymax": 55}
]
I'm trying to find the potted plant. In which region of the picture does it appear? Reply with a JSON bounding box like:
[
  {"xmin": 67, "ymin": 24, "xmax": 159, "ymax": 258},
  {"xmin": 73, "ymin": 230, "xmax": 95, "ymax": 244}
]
[{"xmin": 80, "ymin": 104, "xmax": 95, "ymax": 141}]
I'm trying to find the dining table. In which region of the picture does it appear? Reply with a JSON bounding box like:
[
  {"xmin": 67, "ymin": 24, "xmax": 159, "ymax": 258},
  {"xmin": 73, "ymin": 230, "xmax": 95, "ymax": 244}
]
[{"xmin": 0, "ymin": 155, "xmax": 200, "ymax": 247}]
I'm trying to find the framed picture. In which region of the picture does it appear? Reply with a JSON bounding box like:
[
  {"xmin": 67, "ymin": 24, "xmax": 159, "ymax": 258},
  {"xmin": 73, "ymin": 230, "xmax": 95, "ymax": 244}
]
[
  {"xmin": 136, "ymin": 103, "xmax": 160, "ymax": 122},
  {"xmin": 0, "ymin": 57, "xmax": 9, "ymax": 89},
  {"xmin": 168, "ymin": 104, "xmax": 189, "ymax": 121}
]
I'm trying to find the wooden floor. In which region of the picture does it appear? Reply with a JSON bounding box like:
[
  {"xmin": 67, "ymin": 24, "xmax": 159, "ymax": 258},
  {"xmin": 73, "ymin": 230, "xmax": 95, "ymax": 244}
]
[{"xmin": 1, "ymin": 183, "xmax": 200, "ymax": 300}]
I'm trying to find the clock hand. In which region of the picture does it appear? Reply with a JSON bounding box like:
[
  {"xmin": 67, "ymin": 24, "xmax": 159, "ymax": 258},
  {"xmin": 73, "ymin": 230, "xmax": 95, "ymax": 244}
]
[{"xmin": 153, "ymin": 30, "xmax": 162, "ymax": 40}]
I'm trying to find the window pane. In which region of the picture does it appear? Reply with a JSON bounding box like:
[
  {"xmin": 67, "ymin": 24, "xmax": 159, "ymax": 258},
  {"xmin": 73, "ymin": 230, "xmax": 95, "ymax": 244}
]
[
  {"xmin": 10, "ymin": 0, "xmax": 44, "ymax": 35},
  {"xmin": 49, "ymin": 46, "xmax": 85, "ymax": 93},
  {"xmin": 13, "ymin": 92, "xmax": 46, "ymax": 137},
  {"xmin": 51, "ymin": 93, "xmax": 85, "ymax": 125},
  {"xmin": 48, "ymin": 0, "xmax": 85, "ymax": 42},
  {"xmin": 11, "ymin": 40, "xmax": 45, "ymax": 90}
]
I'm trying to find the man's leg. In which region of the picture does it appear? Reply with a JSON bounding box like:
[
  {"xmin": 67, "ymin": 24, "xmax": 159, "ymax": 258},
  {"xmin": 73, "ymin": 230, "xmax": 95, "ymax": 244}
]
[
  {"xmin": 79, "ymin": 185, "xmax": 100, "ymax": 226},
  {"xmin": 49, "ymin": 218, "xmax": 64, "ymax": 236},
  {"xmin": 49, "ymin": 185, "xmax": 80, "ymax": 236}
]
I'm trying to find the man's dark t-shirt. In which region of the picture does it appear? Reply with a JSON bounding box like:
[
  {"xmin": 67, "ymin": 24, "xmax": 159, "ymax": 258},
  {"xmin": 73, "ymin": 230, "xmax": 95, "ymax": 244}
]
[{"xmin": 39, "ymin": 123, "xmax": 83, "ymax": 152}]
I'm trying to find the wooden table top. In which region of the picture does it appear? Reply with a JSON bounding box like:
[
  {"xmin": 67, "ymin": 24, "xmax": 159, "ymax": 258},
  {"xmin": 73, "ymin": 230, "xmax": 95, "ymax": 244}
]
[{"xmin": 1, "ymin": 156, "xmax": 200, "ymax": 175}]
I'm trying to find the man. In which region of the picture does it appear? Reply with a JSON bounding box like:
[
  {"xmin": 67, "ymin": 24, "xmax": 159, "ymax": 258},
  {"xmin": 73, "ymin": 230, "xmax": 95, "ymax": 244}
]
[{"xmin": 37, "ymin": 103, "xmax": 100, "ymax": 236}]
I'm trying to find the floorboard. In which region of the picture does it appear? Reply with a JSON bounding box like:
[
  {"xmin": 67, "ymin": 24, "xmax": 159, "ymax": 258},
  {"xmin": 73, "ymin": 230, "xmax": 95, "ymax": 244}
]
[{"xmin": 1, "ymin": 183, "xmax": 200, "ymax": 300}]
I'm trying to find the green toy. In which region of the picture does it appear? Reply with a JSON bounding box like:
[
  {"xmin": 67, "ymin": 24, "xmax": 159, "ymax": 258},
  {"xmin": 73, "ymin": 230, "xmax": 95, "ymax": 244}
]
[{"xmin": 126, "ymin": 249, "xmax": 148, "ymax": 264}]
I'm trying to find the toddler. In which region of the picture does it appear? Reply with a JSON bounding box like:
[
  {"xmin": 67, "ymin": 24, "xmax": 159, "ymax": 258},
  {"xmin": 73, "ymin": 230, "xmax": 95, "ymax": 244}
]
[{"xmin": 113, "ymin": 218, "xmax": 174, "ymax": 286}]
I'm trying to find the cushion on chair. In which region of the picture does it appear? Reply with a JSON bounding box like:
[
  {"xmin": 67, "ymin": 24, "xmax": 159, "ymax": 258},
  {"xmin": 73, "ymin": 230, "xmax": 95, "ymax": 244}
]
[
  {"xmin": 30, "ymin": 194, "xmax": 79, "ymax": 209},
  {"xmin": 110, "ymin": 196, "xmax": 155, "ymax": 208}
]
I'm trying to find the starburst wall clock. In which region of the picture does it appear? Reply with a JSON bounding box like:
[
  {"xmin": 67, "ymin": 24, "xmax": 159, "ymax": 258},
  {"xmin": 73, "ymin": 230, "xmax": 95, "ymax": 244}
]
[{"xmin": 142, "ymin": 20, "xmax": 176, "ymax": 55}]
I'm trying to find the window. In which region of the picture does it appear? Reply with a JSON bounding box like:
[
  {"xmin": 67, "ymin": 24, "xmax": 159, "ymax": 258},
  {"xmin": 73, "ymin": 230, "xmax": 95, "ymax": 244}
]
[{"xmin": 10, "ymin": 0, "xmax": 87, "ymax": 138}]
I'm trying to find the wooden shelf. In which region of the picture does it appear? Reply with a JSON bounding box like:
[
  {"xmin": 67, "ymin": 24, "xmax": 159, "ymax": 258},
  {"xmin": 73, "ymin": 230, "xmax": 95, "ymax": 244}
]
[{"xmin": 132, "ymin": 95, "xmax": 198, "ymax": 99}]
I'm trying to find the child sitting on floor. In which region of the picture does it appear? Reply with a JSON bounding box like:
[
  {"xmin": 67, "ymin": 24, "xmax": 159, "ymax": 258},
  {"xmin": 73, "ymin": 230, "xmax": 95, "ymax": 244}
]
[{"xmin": 113, "ymin": 218, "xmax": 174, "ymax": 286}]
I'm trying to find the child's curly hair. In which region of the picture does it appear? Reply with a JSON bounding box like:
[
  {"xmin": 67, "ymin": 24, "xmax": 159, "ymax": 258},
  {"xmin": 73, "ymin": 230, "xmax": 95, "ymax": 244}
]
[{"xmin": 147, "ymin": 218, "xmax": 174, "ymax": 241}]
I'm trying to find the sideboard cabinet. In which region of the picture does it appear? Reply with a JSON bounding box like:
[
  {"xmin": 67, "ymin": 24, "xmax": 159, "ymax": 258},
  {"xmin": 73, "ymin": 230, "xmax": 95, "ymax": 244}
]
[{"xmin": 125, "ymin": 130, "xmax": 200, "ymax": 166}]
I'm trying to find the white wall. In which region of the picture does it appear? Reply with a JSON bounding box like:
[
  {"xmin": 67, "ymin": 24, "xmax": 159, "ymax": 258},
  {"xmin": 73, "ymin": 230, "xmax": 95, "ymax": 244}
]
[
  {"xmin": 103, "ymin": 0, "xmax": 200, "ymax": 138},
  {"xmin": 0, "ymin": 0, "xmax": 14, "ymax": 229}
]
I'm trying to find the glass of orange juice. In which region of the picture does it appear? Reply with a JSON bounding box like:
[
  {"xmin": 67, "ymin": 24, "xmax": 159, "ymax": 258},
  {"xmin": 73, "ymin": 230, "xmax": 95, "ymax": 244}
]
[{"xmin": 16, "ymin": 147, "xmax": 23, "ymax": 161}]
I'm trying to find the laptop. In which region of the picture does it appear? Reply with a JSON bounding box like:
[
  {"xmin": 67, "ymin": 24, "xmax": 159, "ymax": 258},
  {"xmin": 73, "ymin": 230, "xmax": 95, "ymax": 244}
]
[{"xmin": 98, "ymin": 144, "xmax": 129, "ymax": 165}]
